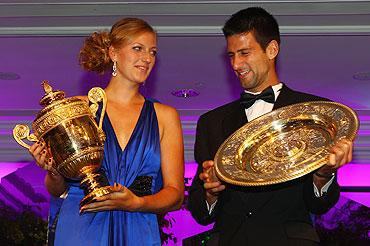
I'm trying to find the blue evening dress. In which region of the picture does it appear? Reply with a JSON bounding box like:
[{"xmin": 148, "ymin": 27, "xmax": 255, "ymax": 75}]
[{"xmin": 53, "ymin": 99, "xmax": 162, "ymax": 246}]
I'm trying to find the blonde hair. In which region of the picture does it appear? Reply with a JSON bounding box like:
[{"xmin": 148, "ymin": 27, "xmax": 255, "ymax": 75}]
[{"xmin": 79, "ymin": 18, "xmax": 155, "ymax": 73}]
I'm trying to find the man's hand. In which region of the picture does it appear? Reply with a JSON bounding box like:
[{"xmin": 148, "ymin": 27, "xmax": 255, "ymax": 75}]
[
  {"xmin": 314, "ymin": 139, "xmax": 353, "ymax": 188},
  {"xmin": 199, "ymin": 160, "xmax": 226, "ymax": 205},
  {"xmin": 317, "ymin": 139, "xmax": 353, "ymax": 175}
]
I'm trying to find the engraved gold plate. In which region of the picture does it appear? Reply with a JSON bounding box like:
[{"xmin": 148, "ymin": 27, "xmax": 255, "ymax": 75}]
[{"xmin": 214, "ymin": 101, "xmax": 359, "ymax": 186}]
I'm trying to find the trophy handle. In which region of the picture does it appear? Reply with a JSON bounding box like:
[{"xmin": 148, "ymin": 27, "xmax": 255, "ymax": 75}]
[
  {"xmin": 13, "ymin": 124, "xmax": 39, "ymax": 149},
  {"xmin": 88, "ymin": 87, "xmax": 107, "ymax": 130}
]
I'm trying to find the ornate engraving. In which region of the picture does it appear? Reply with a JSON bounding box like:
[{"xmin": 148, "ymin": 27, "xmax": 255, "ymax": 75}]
[
  {"xmin": 33, "ymin": 100, "xmax": 90, "ymax": 137},
  {"xmin": 12, "ymin": 124, "xmax": 38, "ymax": 149},
  {"xmin": 88, "ymin": 87, "xmax": 107, "ymax": 131},
  {"xmin": 57, "ymin": 147, "xmax": 104, "ymax": 178},
  {"xmin": 214, "ymin": 101, "xmax": 359, "ymax": 186}
]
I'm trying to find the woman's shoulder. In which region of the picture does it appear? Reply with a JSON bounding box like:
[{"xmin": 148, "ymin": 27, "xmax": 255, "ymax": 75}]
[
  {"xmin": 152, "ymin": 101, "xmax": 179, "ymax": 121},
  {"xmin": 153, "ymin": 101, "xmax": 178, "ymax": 115}
]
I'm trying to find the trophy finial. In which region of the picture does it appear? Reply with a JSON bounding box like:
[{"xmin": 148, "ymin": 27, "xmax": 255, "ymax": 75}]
[
  {"xmin": 42, "ymin": 80, "xmax": 53, "ymax": 94},
  {"xmin": 39, "ymin": 80, "xmax": 65, "ymax": 106}
]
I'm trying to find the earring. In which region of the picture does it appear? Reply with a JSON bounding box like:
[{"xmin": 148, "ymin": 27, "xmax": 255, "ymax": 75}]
[{"xmin": 112, "ymin": 61, "xmax": 117, "ymax": 77}]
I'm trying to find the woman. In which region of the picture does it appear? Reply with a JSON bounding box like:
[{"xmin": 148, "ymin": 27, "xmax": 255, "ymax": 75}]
[{"xmin": 29, "ymin": 18, "xmax": 184, "ymax": 245}]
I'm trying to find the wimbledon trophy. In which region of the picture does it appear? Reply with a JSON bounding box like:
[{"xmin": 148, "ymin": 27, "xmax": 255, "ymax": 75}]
[
  {"xmin": 214, "ymin": 101, "xmax": 359, "ymax": 186},
  {"xmin": 13, "ymin": 80, "xmax": 114, "ymax": 206}
]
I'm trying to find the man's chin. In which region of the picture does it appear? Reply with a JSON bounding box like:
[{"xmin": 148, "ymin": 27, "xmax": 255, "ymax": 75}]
[{"xmin": 240, "ymin": 81, "xmax": 256, "ymax": 91}]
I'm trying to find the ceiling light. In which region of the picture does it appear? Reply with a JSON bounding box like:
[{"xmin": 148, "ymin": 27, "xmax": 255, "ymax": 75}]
[
  {"xmin": 353, "ymin": 72, "xmax": 370, "ymax": 80},
  {"xmin": 0, "ymin": 72, "xmax": 21, "ymax": 80},
  {"xmin": 171, "ymin": 89, "xmax": 199, "ymax": 98}
]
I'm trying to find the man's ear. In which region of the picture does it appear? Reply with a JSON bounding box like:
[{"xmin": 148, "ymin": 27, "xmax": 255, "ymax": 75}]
[{"xmin": 266, "ymin": 40, "xmax": 279, "ymax": 60}]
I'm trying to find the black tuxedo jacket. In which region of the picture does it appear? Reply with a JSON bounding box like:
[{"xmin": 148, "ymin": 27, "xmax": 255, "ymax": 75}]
[{"xmin": 188, "ymin": 85, "xmax": 340, "ymax": 246}]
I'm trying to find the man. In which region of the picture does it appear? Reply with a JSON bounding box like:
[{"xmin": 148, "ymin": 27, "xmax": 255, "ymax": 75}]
[{"xmin": 188, "ymin": 7, "xmax": 353, "ymax": 246}]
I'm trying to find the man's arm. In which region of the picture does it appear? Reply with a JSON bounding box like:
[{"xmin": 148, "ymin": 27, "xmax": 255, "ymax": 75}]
[
  {"xmin": 188, "ymin": 115, "xmax": 225, "ymax": 225},
  {"xmin": 303, "ymin": 173, "xmax": 340, "ymax": 214},
  {"xmin": 188, "ymin": 164, "xmax": 217, "ymax": 225}
]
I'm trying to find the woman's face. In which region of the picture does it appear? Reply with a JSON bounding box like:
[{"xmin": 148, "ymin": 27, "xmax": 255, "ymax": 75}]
[{"xmin": 111, "ymin": 31, "xmax": 157, "ymax": 84}]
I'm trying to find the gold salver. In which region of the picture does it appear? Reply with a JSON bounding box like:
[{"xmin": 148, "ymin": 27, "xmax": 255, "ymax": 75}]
[
  {"xmin": 214, "ymin": 101, "xmax": 359, "ymax": 186},
  {"xmin": 13, "ymin": 81, "xmax": 114, "ymax": 206}
]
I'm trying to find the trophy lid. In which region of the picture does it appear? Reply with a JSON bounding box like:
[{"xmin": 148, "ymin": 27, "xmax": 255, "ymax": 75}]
[
  {"xmin": 39, "ymin": 80, "xmax": 66, "ymax": 106},
  {"xmin": 32, "ymin": 80, "xmax": 91, "ymax": 138}
]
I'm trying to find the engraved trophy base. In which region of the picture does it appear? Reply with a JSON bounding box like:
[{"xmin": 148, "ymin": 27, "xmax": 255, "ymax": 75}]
[
  {"xmin": 80, "ymin": 186, "xmax": 115, "ymax": 207},
  {"xmin": 79, "ymin": 167, "xmax": 114, "ymax": 207}
]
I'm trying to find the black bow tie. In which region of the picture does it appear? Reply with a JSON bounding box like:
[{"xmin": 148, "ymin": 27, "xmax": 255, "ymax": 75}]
[{"xmin": 240, "ymin": 86, "xmax": 275, "ymax": 109}]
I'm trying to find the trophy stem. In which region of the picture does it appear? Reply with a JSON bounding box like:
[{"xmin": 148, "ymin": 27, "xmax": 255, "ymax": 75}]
[{"xmin": 79, "ymin": 167, "xmax": 113, "ymax": 207}]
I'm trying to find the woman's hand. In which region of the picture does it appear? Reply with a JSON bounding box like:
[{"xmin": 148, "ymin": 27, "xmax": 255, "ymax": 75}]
[
  {"xmin": 29, "ymin": 140, "xmax": 66, "ymax": 196},
  {"xmin": 80, "ymin": 183, "xmax": 143, "ymax": 213},
  {"xmin": 29, "ymin": 140, "xmax": 59, "ymax": 175}
]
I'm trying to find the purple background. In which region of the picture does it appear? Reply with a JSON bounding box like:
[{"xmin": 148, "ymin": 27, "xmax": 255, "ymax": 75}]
[{"xmin": 1, "ymin": 34, "xmax": 370, "ymax": 244}]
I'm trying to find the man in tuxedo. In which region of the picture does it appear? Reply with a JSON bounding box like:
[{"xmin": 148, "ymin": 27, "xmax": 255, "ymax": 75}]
[{"xmin": 188, "ymin": 7, "xmax": 353, "ymax": 246}]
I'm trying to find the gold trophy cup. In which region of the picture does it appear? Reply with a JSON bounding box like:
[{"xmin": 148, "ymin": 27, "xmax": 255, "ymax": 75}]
[{"xmin": 13, "ymin": 81, "xmax": 113, "ymax": 206}]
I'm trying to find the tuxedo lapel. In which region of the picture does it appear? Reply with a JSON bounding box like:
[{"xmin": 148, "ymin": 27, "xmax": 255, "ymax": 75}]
[
  {"xmin": 221, "ymin": 101, "xmax": 248, "ymax": 141},
  {"xmin": 273, "ymin": 84, "xmax": 297, "ymax": 110}
]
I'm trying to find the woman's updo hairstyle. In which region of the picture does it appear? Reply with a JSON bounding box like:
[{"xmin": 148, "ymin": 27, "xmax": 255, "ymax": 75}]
[{"xmin": 79, "ymin": 18, "xmax": 155, "ymax": 74}]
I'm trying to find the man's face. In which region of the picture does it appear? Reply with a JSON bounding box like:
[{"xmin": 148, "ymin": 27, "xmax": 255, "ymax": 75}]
[{"xmin": 226, "ymin": 32, "xmax": 274, "ymax": 92}]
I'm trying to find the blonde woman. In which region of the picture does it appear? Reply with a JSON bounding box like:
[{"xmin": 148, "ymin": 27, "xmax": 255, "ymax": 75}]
[{"xmin": 29, "ymin": 18, "xmax": 184, "ymax": 246}]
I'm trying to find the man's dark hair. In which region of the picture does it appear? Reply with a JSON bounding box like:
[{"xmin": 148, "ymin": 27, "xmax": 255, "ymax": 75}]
[{"xmin": 222, "ymin": 7, "xmax": 280, "ymax": 51}]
